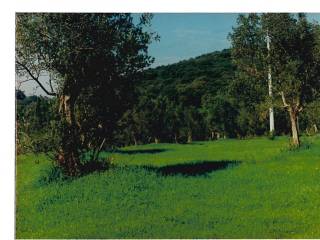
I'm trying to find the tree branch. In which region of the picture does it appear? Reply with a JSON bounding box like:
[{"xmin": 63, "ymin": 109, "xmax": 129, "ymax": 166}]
[
  {"xmin": 94, "ymin": 138, "xmax": 106, "ymax": 162},
  {"xmin": 16, "ymin": 60, "xmax": 57, "ymax": 96},
  {"xmin": 49, "ymin": 74, "xmax": 55, "ymax": 93},
  {"xmin": 281, "ymin": 91, "xmax": 289, "ymax": 108}
]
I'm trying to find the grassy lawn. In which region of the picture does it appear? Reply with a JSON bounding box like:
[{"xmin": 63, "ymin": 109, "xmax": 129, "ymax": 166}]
[{"xmin": 16, "ymin": 136, "xmax": 320, "ymax": 238}]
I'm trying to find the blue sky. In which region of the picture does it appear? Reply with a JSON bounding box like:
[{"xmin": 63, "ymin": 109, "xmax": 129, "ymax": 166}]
[
  {"xmin": 148, "ymin": 13, "xmax": 238, "ymax": 66},
  {"xmin": 148, "ymin": 13, "xmax": 320, "ymax": 67}
]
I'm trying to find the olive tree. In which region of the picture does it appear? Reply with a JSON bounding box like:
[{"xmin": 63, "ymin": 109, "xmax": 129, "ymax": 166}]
[{"xmin": 16, "ymin": 13, "xmax": 158, "ymax": 175}]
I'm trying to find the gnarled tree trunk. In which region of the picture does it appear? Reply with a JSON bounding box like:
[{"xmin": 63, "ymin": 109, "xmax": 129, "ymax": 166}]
[
  {"xmin": 281, "ymin": 92, "xmax": 301, "ymax": 147},
  {"xmin": 58, "ymin": 94, "xmax": 81, "ymax": 176},
  {"xmin": 288, "ymin": 107, "xmax": 300, "ymax": 147}
]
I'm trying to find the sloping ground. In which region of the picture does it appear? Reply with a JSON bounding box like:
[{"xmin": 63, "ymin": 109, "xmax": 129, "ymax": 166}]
[{"xmin": 16, "ymin": 136, "xmax": 320, "ymax": 238}]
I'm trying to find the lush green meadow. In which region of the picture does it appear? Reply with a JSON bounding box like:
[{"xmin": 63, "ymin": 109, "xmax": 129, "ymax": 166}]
[{"xmin": 16, "ymin": 136, "xmax": 320, "ymax": 238}]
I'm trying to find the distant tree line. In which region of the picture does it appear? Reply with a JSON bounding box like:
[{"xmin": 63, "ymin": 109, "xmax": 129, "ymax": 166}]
[{"xmin": 16, "ymin": 91, "xmax": 57, "ymax": 154}]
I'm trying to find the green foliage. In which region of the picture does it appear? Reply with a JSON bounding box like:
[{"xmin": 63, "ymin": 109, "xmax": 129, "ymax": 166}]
[
  {"xmin": 16, "ymin": 136, "xmax": 320, "ymax": 238},
  {"xmin": 302, "ymin": 100, "xmax": 320, "ymax": 135},
  {"xmin": 119, "ymin": 50, "xmax": 237, "ymax": 144},
  {"xmin": 201, "ymin": 94, "xmax": 238, "ymax": 138},
  {"xmin": 142, "ymin": 49, "xmax": 234, "ymax": 102},
  {"xmin": 261, "ymin": 13, "xmax": 320, "ymax": 104},
  {"xmin": 267, "ymin": 130, "xmax": 276, "ymax": 140},
  {"xmin": 16, "ymin": 95, "xmax": 57, "ymax": 154},
  {"xmin": 117, "ymin": 107, "xmax": 149, "ymax": 146},
  {"xmin": 37, "ymin": 165, "xmax": 68, "ymax": 186}
]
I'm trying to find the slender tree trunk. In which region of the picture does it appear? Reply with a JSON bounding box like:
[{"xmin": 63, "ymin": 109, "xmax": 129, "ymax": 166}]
[
  {"xmin": 288, "ymin": 108, "xmax": 300, "ymax": 147},
  {"xmin": 58, "ymin": 94, "xmax": 81, "ymax": 176},
  {"xmin": 133, "ymin": 135, "xmax": 137, "ymax": 146},
  {"xmin": 217, "ymin": 132, "xmax": 221, "ymax": 139},
  {"xmin": 174, "ymin": 133, "xmax": 178, "ymax": 144},
  {"xmin": 187, "ymin": 131, "xmax": 192, "ymax": 143},
  {"xmin": 211, "ymin": 131, "xmax": 215, "ymax": 140},
  {"xmin": 314, "ymin": 124, "xmax": 318, "ymax": 133}
]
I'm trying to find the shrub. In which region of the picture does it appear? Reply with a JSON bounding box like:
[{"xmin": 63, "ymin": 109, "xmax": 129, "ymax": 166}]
[
  {"xmin": 267, "ymin": 130, "xmax": 276, "ymax": 140},
  {"xmin": 37, "ymin": 165, "xmax": 68, "ymax": 186}
]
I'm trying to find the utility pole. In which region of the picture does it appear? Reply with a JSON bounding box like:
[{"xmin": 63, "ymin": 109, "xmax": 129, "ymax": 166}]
[{"xmin": 267, "ymin": 30, "xmax": 275, "ymax": 133}]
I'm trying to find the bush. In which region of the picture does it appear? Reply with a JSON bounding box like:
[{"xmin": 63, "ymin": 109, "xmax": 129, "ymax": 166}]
[{"xmin": 37, "ymin": 165, "xmax": 68, "ymax": 186}]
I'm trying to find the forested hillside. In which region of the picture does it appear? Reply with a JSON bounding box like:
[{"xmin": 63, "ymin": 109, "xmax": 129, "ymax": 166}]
[
  {"xmin": 17, "ymin": 48, "xmax": 319, "ymax": 149},
  {"xmin": 117, "ymin": 48, "xmax": 318, "ymax": 146},
  {"xmin": 142, "ymin": 49, "xmax": 234, "ymax": 99},
  {"xmin": 117, "ymin": 49, "xmax": 237, "ymax": 145}
]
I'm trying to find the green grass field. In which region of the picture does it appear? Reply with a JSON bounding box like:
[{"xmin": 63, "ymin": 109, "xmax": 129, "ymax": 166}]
[{"xmin": 16, "ymin": 136, "xmax": 320, "ymax": 238}]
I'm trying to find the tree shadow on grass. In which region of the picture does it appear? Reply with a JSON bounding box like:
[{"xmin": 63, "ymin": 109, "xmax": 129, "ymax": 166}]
[
  {"xmin": 143, "ymin": 160, "xmax": 241, "ymax": 177},
  {"xmin": 80, "ymin": 159, "xmax": 109, "ymax": 175},
  {"xmin": 186, "ymin": 142, "xmax": 204, "ymax": 145},
  {"xmin": 115, "ymin": 148, "xmax": 168, "ymax": 155}
]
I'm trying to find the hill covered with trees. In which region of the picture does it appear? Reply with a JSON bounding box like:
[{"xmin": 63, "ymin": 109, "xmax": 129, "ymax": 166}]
[
  {"xmin": 117, "ymin": 49, "xmax": 238, "ymax": 145},
  {"xmin": 118, "ymin": 46, "xmax": 318, "ymax": 146},
  {"xmin": 17, "ymin": 47, "xmax": 320, "ymax": 149}
]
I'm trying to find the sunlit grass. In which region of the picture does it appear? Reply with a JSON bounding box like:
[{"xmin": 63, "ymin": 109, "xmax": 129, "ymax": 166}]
[{"xmin": 16, "ymin": 135, "xmax": 320, "ymax": 238}]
